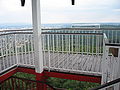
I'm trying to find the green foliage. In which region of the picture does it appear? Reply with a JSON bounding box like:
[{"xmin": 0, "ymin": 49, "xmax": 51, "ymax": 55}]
[
  {"xmin": 13, "ymin": 72, "xmax": 36, "ymax": 80},
  {"xmin": 47, "ymin": 77, "xmax": 100, "ymax": 90}
]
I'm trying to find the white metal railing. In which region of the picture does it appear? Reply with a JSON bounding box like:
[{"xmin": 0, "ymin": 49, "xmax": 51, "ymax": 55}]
[
  {"xmin": 42, "ymin": 31, "xmax": 103, "ymax": 74},
  {"xmin": 0, "ymin": 31, "xmax": 35, "ymax": 73},
  {"xmin": 0, "ymin": 28, "xmax": 120, "ymax": 75},
  {"xmin": 42, "ymin": 33, "xmax": 103, "ymax": 54},
  {"xmin": 102, "ymin": 28, "xmax": 120, "ymax": 44},
  {"xmin": 102, "ymin": 33, "xmax": 120, "ymax": 90},
  {"xmin": 43, "ymin": 28, "xmax": 120, "ymax": 43}
]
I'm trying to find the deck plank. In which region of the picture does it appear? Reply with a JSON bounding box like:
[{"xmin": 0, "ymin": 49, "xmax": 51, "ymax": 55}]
[
  {"xmin": 85, "ymin": 55, "xmax": 94, "ymax": 71},
  {"xmin": 94, "ymin": 55, "xmax": 101, "ymax": 72},
  {"xmin": 83, "ymin": 55, "xmax": 92, "ymax": 71},
  {"xmin": 74, "ymin": 55, "xmax": 86, "ymax": 70},
  {"xmin": 91, "ymin": 56, "xmax": 96, "ymax": 71},
  {"xmin": 64, "ymin": 54, "xmax": 78, "ymax": 69},
  {"xmin": 69, "ymin": 54, "xmax": 81, "ymax": 70}
]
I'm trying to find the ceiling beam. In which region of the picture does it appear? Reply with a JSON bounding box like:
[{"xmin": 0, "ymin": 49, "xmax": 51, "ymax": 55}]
[
  {"xmin": 71, "ymin": 0, "xmax": 75, "ymax": 5},
  {"xmin": 21, "ymin": 0, "xmax": 25, "ymax": 6}
]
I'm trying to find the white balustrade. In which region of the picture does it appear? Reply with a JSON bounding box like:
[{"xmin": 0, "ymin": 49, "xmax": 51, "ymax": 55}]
[
  {"xmin": 102, "ymin": 33, "xmax": 120, "ymax": 90},
  {"xmin": 0, "ymin": 28, "xmax": 120, "ymax": 76}
]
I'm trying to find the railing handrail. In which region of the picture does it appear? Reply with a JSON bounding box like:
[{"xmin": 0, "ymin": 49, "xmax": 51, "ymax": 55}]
[
  {"xmin": 0, "ymin": 32, "xmax": 33, "ymax": 36},
  {"xmin": 90, "ymin": 78, "xmax": 120, "ymax": 90},
  {"xmin": 0, "ymin": 29, "xmax": 32, "ymax": 32},
  {"xmin": 0, "ymin": 31, "xmax": 103, "ymax": 36},
  {"xmin": 42, "ymin": 32, "xmax": 103, "ymax": 35},
  {"xmin": 42, "ymin": 27, "xmax": 120, "ymax": 30},
  {"xmin": 0, "ymin": 27, "xmax": 120, "ymax": 32}
]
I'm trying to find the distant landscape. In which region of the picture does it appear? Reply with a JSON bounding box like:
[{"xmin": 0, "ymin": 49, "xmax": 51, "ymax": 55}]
[{"xmin": 0, "ymin": 23, "xmax": 120, "ymax": 29}]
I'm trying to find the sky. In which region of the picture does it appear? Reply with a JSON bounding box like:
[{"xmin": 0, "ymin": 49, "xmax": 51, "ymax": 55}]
[{"xmin": 0, "ymin": 0, "xmax": 120, "ymax": 24}]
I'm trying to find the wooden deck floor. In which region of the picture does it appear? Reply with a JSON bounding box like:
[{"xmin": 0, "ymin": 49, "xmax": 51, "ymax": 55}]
[
  {"xmin": 43, "ymin": 52, "xmax": 102, "ymax": 76},
  {"xmin": 0, "ymin": 52, "xmax": 104, "ymax": 76}
]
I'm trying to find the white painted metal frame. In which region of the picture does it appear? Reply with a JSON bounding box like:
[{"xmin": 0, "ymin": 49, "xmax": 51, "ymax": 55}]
[
  {"xmin": 102, "ymin": 33, "xmax": 120, "ymax": 90},
  {"xmin": 101, "ymin": 33, "xmax": 109, "ymax": 85},
  {"xmin": 31, "ymin": 0, "xmax": 43, "ymax": 73}
]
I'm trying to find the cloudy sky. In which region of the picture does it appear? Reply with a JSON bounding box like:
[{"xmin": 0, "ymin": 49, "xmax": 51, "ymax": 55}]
[{"xmin": 0, "ymin": 0, "xmax": 120, "ymax": 24}]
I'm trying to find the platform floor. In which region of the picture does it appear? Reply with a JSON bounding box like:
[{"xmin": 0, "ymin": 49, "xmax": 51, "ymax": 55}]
[
  {"xmin": 43, "ymin": 53, "xmax": 102, "ymax": 71},
  {"xmin": 0, "ymin": 52, "xmax": 104, "ymax": 76}
]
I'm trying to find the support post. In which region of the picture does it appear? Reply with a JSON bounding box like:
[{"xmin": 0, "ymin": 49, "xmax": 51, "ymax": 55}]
[
  {"xmin": 31, "ymin": 0, "xmax": 43, "ymax": 73},
  {"xmin": 101, "ymin": 42, "xmax": 109, "ymax": 84},
  {"xmin": 31, "ymin": 0, "xmax": 44, "ymax": 89},
  {"xmin": 101, "ymin": 33, "xmax": 109, "ymax": 90}
]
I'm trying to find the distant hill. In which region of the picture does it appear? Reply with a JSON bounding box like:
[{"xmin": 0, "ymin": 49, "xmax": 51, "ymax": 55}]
[{"xmin": 0, "ymin": 23, "xmax": 120, "ymax": 29}]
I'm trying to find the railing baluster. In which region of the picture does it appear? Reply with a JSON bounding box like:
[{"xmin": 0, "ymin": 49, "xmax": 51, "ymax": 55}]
[
  {"xmin": 56, "ymin": 34, "xmax": 59, "ymax": 68},
  {"xmin": 92, "ymin": 33, "xmax": 94, "ymax": 55},
  {"xmin": 115, "ymin": 30, "xmax": 117, "ymax": 43},
  {"xmin": 77, "ymin": 33, "xmax": 79, "ymax": 53},
  {"xmin": 5, "ymin": 35, "xmax": 9, "ymax": 68},
  {"xmin": 1, "ymin": 38, "xmax": 5, "ymax": 69},
  {"xmin": 72, "ymin": 35, "xmax": 74, "ymax": 54},
  {"xmin": 81, "ymin": 31, "xmax": 83, "ymax": 55},
  {"xmin": 99, "ymin": 34, "xmax": 101, "ymax": 54},
  {"xmin": 28, "ymin": 35, "xmax": 31, "ymax": 65},
  {"xmin": 85, "ymin": 31, "xmax": 87, "ymax": 53},
  {"xmin": 86, "ymin": 31, "xmax": 88, "ymax": 53},
  {"xmin": 42, "ymin": 34, "xmax": 45, "ymax": 67},
  {"xmin": 112, "ymin": 30, "xmax": 113, "ymax": 43},
  {"xmin": 69, "ymin": 34, "xmax": 70, "ymax": 53},
  {"xmin": 47, "ymin": 34, "xmax": 50, "ymax": 71},
  {"xmin": 11, "ymin": 35, "xmax": 14, "ymax": 65},
  {"xmin": 78, "ymin": 34, "xmax": 80, "ymax": 53},
  {"xmin": 21, "ymin": 35, "xmax": 24, "ymax": 64},
  {"xmin": 44, "ymin": 35, "xmax": 47, "ymax": 67},
  {"xmin": 10, "ymin": 36, "xmax": 13, "ymax": 66},
  {"xmin": 76, "ymin": 33, "xmax": 77, "ymax": 53},
  {"xmin": 29, "ymin": 35, "xmax": 32, "ymax": 65},
  {"xmin": 17, "ymin": 35, "xmax": 20, "ymax": 65},
  {"xmin": 52, "ymin": 34, "xmax": 55, "ymax": 68},
  {"xmin": 96, "ymin": 34, "xmax": 98, "ymax": 55},
  {"xmin": 23, "ymin": 34, "xmax": 27, "ymax": 65},
  {"xmin": 88, "ymin": 31, "xmax": 90, "ymax": 54},
  {"xmin": 15, "ymin": 34, "xmax": 19, "ymax": 65},
  {"xmin": 97, "ymin": 31, "xmax": 100, "ymax": 55},
  {"xmin": 31, "ymin": 35, "xmax": 35, "ymax": 65},
  {"xmin": 62, "ymin": 34, "xmax": 64, "ymax": 53}
]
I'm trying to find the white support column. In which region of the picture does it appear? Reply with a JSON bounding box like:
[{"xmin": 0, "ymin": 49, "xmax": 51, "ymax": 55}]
[
  {"xmin": 31, "ymin": 0, "xmax": 43, "ymax": 73},
  {"xmin": 101, "ymin": 33, "xmax": 109, "ymax": 85}
]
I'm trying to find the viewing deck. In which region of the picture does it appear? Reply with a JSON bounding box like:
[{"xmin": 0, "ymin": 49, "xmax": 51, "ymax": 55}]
[
  {"xmin": 0, "ymin": 28, "xmax": 120, "ymax": 90},
  {"xmin": 0, "ymin": 28, "xmax": 120, "ymax": 76},
  {"xmin": 1, "ymin": 0, "xmax": 120, "ymax": 89}
]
